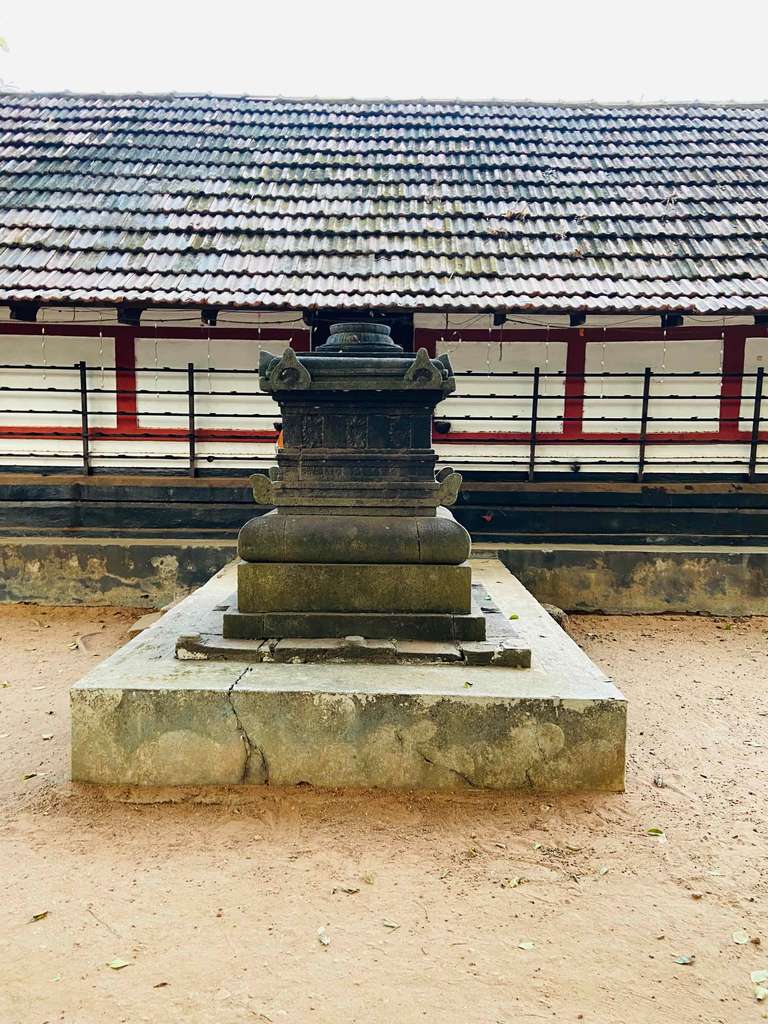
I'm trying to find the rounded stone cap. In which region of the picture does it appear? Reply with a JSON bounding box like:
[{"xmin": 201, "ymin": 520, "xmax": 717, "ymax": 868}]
[
  {"xmin": 315, "ymin": 321, "xmax": 405, "ymax": 357},
  {"xmin": 238, "ymin": 508, "xmax": 471, "ymax": 565}
]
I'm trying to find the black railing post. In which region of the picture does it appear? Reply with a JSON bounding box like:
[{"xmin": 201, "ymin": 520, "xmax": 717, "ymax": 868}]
[
  {"xmin": 187, "ymin": 362, "xmax": 197, "ymax": 477},
  {"xmin": 528, "ymin": 366, "xmax": 540, "ymax": 481},
  {"xmin": 78, "ymin": 360, "xmax": 91, "ymax": 475},
  {"xmin": 637, "ymin": 366, "xmax": 652, "ymax": 482},
  {"xmin": 748, "ymin": 365, "xmax": 764, "ymax": 482}
]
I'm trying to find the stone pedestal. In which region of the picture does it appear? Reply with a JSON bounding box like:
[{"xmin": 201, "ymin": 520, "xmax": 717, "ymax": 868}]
[{"xmin": 232, "ymin": 322, "xmax": 486, "ymax": 643}]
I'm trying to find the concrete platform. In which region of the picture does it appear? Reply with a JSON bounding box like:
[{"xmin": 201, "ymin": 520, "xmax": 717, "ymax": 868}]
[{"xmin": 70, "ymin": 559, "xmax": 626, "ymax": 793}]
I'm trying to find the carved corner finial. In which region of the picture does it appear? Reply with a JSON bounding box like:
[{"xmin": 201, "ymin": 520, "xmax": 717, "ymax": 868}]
[
  {"xmin": 435, "ymin": 470, "xmax": 462, "ymax": 507},
  {"xmin": 267, "ymin": 347, "xmax": 311, "ymax": 390},
  {"xmin": 404, "ymin": 347, "xmax": 442, "ymax": 388},
  {"xmin": 249, "ymin": 472, "xmax": 276, "ymax": 507}
]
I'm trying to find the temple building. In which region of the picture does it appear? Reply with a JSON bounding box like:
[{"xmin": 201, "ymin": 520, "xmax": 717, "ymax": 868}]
[{"xmin": 0, "ymin": 93, "xmax": 767, "ymax": 545}]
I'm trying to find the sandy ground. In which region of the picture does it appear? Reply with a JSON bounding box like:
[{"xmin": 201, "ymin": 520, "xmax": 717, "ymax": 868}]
[{"xmin": 0, "ymin": 604, "xmax": 767, "ymax": 1024}]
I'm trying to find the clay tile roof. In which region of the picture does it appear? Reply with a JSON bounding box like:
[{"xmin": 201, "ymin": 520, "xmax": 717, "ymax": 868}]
[{"xmin": 1, "ymin": 92, "xmax": 768, "ymax": 313}]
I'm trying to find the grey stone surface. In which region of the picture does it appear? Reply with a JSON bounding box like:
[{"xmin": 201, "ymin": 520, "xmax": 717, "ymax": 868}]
[
  {"xmin": 273, "ymin": 637, "xmax": 397, "ymax": 664},
  {"xmin": 70, "ymin": 560, "xmax": 627, "ymax": 793},
  {"xmin": 392, "ymin": 640, "xmax": 462, "ymax": 663},
  {"xmin": 237, "ymin": 561, "xmax": 473, "ymax": 614},
  {"xmin": 460, "ymin": 642, "xmax": 496, "ymax": 666}
]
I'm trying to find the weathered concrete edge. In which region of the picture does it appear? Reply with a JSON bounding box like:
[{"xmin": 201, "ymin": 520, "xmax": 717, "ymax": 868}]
[
  {"xmin": 475, "ymin": 543, "xmax": 768, "ymax": 615},
  {"xmin": 0, "ymin": 536, "xmax": 236, "ymax": 606},
  {"xmin": 70, "ymin": 559, "xmax": 626, "ymax": 794},
  {"xmin": 5, "ymin": 535, "xmax": 768, "ymax": 614}
]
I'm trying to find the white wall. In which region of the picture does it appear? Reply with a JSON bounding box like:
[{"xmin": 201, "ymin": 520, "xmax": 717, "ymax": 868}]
[
  {"xmin": 583, "ymin": 338, "xmax": 722, "ymax": 434},
  {"xmin": 0, "ymin": 333, "xmax": 117, "ymax": 434},
  {"xmin": 436, "ymin": 337, "xmax": 567, "ymax": 434}
]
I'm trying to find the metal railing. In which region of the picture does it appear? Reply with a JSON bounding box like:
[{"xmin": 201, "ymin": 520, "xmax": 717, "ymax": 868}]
[{"xmin": 0, "ymin": 361, "xmax": 765, "ymax": 480}]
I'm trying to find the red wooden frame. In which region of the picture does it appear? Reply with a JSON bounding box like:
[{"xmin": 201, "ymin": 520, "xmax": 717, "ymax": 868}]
[
  {"xmin": 0, "ymin": 323, "xmax": 309, "ymax": 444},
  {"xmin": 0, "ymin": 321, "xmax": 766, "ymax": 447},
  {"xmin": 415, "ymin": 325, "xmax": 766, "ymax": 444}
]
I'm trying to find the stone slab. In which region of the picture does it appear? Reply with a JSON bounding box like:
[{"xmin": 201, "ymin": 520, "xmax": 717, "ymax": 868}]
[
  {"xmin": 176, "ymin": 631, "xmax": 528, "ymax": 667},
  {"xmin": 237, "ymin": 560, "xmax": 472, "ymax": 614},
  {"xmin": 70, "ymin": 559, "xmax": 626, "ymax": 793},
  {"xmin": 222, "ymin": 607, "xmax": 486, "ymax": 641}
]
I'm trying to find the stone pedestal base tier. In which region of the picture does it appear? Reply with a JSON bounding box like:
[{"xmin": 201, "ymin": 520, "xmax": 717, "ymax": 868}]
[
  {"xmin": 223, "ymin": 607, "xmax": 486, "ymax": 641},
  {"xmin": 237, "ymin": 560, "xmax": 472, "ymax": 615}
]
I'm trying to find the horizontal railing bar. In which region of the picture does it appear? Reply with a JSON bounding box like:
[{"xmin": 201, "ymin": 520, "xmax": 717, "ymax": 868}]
[
  {"xmin": 0, "ymin": 387, "xmax": 737, "ymax": 403},
  {"xmin": 0, "ymin": 364, "xmax": 763, "ymax": 380}
]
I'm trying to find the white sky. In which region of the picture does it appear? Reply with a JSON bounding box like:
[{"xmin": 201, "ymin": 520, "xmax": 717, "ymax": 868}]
[{"xmin": 1, "ymin": 0, "xmax": 767, "ymax": 102}]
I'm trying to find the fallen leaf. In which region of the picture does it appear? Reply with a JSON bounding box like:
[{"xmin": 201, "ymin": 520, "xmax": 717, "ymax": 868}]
[
  {"xmin": 153, "ymin": 981, "xmax": 169, "ymax": 989},
  {"xmin": 382, "ymin": 919, "xmax": 400, "ymax": 930},
  {"xmin": 756, "ymin": 986, "xmax": 768, "ymax": 1002},
  {"xmin": 107, "ymin": 958, "xmax": 131, "ymax": 971},
  {"xmin": 30, "ymin": 911, "xmax": 48, "ymax": 922},
  {"xmin": 42, "ymin": 734, "xmax": 53, "ymax": 741},
  {"xmin": 598, "ymin": 866, "xmax": 609, "ymax": 876},
  {"xmin": 518, "ymin": 941, "xmax": 535, "ymax": 951},
  {"xmin": 332, "ymin": 886, "xmax": 360, "ymax": 895},
  {"xmin": 509, "ymin": 613, "xmax": 519, "ymax": 620},
  {"xmin": 532, "ymin": 841, "xmax": 542, "ymax": 850},
  {"xmin": 463, "ymin": 681, "xmax": 473, "ymax": 688},
  {"xmin": 501, "ymin": 876, "xmax": 524, "ymax": 889},
  {"xmin": 0, "ymin": 680, "xmax": 10, "ymax": 688},
  {"xmin": 362, "ymin": 874, "xmax": 375, "ymax": 885},
  {"xmin": 691, "ymin": 892, "xmax": 703, "ymax": 900},
  {"xmin": 751, "ymin": 970, "xmax": 768, "ymax": 985},
  {"xmin": 673, "ymin": 954, "xmax": 695, "ymax": 965},
  {"xmin": 317, "ymin": 927, "xmax": 330, "ymax": 947},
  {"xmin": 22, "ymin": 772, "xmax": 37, "ymax": 780},
  {"xmin": 734, "ymin": 930, "xmax": 750, "ymax": 945},
  {"xmin": 647, "ymin": 827, "xmax": 665, "ymax": 836}
]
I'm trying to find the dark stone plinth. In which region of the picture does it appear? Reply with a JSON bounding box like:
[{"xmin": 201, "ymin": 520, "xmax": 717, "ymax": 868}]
[
  {"xmin": 238, "ymin": 507, "xmax": 471, "ymax": 565},
  {"xmin": 222, "ymin": 608, "xmax": 487, "ymax": 642},
  {"xmin": 237, "ymin": 561, "xmax": 473, "ymax": 615}
]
